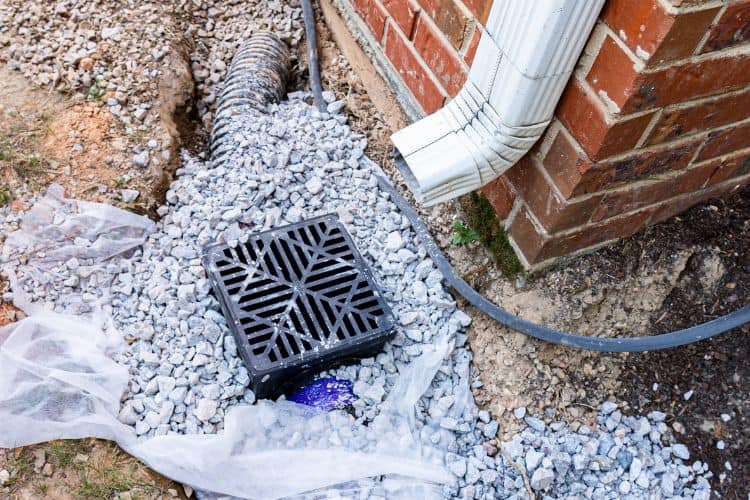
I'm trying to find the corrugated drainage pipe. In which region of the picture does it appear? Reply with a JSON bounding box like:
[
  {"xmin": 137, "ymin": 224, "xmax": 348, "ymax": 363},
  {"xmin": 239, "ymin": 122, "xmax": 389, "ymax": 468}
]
[
  {"xmin": 391, "ymin": 0, "xmax": 606, "ymax": 207},
  {"xmin": 210, "ymin": 32, "xmax": 290, "ymax": 165}
]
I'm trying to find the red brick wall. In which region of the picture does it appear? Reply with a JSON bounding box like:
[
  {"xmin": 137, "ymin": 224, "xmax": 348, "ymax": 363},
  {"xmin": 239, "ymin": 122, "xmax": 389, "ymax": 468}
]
[
  {"xmin": 350, "ymin": 0, "xmax": 487, "ymax": 112},
  {"xmin": 347, "ymin": 0, "xmax": 750, "ymax": 268}
]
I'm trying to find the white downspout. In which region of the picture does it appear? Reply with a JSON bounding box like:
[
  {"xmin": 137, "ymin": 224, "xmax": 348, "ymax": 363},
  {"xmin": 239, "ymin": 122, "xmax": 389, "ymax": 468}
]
[{"xmin": 391, "ymin": 0, "xmax": 606, "ymax": 207}]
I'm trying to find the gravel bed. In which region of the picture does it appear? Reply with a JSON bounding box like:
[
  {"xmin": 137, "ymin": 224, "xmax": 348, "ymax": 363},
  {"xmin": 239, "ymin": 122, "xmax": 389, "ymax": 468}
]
[
  {"xmin": 0, "ymin": 0, "xmax": 303, "ymax": 169},
  {"xmin": 1, "ymin": 92, "xmax": 717, "ymax": 498}
]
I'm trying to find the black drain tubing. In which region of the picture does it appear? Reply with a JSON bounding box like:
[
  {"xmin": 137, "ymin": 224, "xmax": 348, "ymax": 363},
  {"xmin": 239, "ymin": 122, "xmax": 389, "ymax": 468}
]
[
  {"xmin": 374, "ymin": 171, "xmax": 750, "ymax": 352},
  {"xmin": 301, "ymin": 0, "xmax": 327, "ymax": 113}
]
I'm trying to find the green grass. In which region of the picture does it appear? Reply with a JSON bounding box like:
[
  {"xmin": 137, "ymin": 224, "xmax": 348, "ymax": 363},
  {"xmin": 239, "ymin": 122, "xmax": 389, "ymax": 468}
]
[
  {"xmin": 33, "ymin": 483, "xmax": 50, "ymax": 496},
  {"xmin": 128, "ymin": 127, "xmax": 148, "ymax": 144},
  {"xmin": 73, "ymin": 444, "xmax": 163, "ymax": 500},
  {"xmin": 0, "ymin": 133, "xmax": 47, "ymax": 182},
  {"xmin": 4, "ymin": 449, "xmax": 34, "ymax": 488},
  {"xmin": 460, "ymin": 191, "xmax": 525, "ymax": 278},
  {"xmin": 13, "ymin": 153, "xmax": 47, "ymax": 180},
  {"xmin": 0, "ymin": 185, "xmax": 13, "ymax": 206},
  {"xmin": 0, "ymin": 136, "xmax": 15, "ymax": 162},
  {"xmin": 47, "ymin": 440, "xmax": 81, "ymax": 468}
]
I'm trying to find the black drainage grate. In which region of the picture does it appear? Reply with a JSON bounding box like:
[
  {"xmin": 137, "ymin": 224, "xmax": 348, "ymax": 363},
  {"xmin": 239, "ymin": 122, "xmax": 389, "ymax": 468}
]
[{"xmin": 203, "ymin": 214, "xmax": 395, "ymax": 399}]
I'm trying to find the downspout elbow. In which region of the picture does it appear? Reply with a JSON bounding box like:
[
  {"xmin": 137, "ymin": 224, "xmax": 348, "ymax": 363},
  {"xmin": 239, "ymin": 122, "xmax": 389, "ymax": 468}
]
[{"xmin": 391, "ymin": 0, "xmax": 605, "ymax": 207}]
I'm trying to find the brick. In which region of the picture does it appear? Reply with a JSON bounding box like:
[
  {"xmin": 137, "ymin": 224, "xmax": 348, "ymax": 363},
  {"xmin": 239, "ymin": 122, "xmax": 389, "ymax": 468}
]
[
  {"xmin": 384, "ymin": 22, "xmax": 446, "ymax": 113},
  {"xmin": 646, "ymin": 87, "xmax": 750, "ymax": 145},
  {"xmin": 649, "ymin": 178, "xmax": 750, "ymax": 224},
  {"xmin": 557, "ymin": 78, "xmax": 655, "ymax": 160},
  {"xmin": 603, "ymin": 0, "xmax": 719, "ymax": 65},
  {"xmin": 480, "ymin": 175, "xmax": 516, "ymax": 220},
  {"xmin": 543, "ymin": 209, "xmax": 655, "ymax": 261},
  {"xmin": 608, "ymin": 138, "xmax": 701, "ymax": 183},
  {"xmin": 463, "ymin": 26, "xmax": 481, "ymax": 65},
  {"xmin": 506, "ymin": 156, "xmax": 603, "ymax": 232},
  {"xmin": 382, "ymin": 0, "xmax": 419, "ymax": 37},
  {"xmin": 703, "ymin": 0, "xmax": 750, "ymax": 52},
  {"xmin": 631, "ymin": 54, "xmax": 750, "ymax": 111},
  {"xmin": 508, "ymin": 207, "xmax": 548, "ymax": 264},
  {"xmin": 415, "ymin": 0, "xmax": 469, "ymax": 48},
  {"xmin": 412, "ymin": 16, "xmax": 466, "ymax": 96},
  {"xmin": 729, "ymin": 155, "xmax": 750, "ymax": 179},
  {"xmin": 509, "ymin": 205, "xmax": 654, "ymax": 264},
  {"xmin": 588, "ymin": 37, "xmax": 750, "ymax": 113},
  {"xmin": 461, "ymin": 0, "xmax": 492, "ymax": 24},
  {"xmin": 591, "ymin": 181, "xmax": 669, "ymax": 222},
  {"xmin": 352, "ymin": 0, "xmax": 389, "ymax": 40},
  {"xmin": 591, "ymin": 161, "xmax": 717, "ymax": 221},
  {"xmin": 696, "ymin": 120, "xmax": 750, "ymax": 161},
  {"xmin": 585, "ymin": 35, "xmax": 642, "ymax": 112},
  {"xmin": 540, "ymin": 130, "xmax": 613, "ymax": 198},
  {"xmin": 705, "ymin": 151, "xmax": 750, "ymax": 184}
]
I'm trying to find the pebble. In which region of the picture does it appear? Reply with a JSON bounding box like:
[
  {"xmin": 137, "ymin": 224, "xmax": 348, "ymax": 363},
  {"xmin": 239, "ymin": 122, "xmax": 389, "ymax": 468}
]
[
  {"xmin": 195, "ymin": 399, "xmax": 218, "ymax": 422},
  {"xmin": 133, "ymin": 151, "xmax": 150, "ymax": 168},
  {"xmin": 530, "ymin": 467, "xmax": 555, "ymax": 490},
  {"xmin": 305, "ymin": 177, "xmax": 323, "ymax": 195},
  {"xmin": 513, "ymin": 406, "xmax": 526, "ymax": 419},
  {"xmin": 445, "ymin": 453, "xmax": 467, "ymax": 477},
  {"xmin": 525, "ymin": 449, "xmax": 544, "ymax": 471},
  {"xmin": 384, "ymin": 232, "xmax": 403, "ymax": 251},
  {"xmin": 482, "ymin": 420, "xmax": 498, "ymax": 439},
  {"xmin": 524, "ymin": 416, "xmax": 545, "ymax": 432},
  {"xmin": 121, "ymin": 189, "xmax": 140, "ymax": 203},
  {"xmin": 672, "ymin": 444, "xmax": 690, "ymax": 460},
  {"xmin": 600, "ymin": 401, "xmax": 617, "ymax": 415}
]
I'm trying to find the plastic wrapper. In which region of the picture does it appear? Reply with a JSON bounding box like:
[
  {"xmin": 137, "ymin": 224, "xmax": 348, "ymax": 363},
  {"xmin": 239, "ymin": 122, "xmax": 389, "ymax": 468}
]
[{"xmin": 0, "ymin": 186, "xmax": 453, "ymax": 499}]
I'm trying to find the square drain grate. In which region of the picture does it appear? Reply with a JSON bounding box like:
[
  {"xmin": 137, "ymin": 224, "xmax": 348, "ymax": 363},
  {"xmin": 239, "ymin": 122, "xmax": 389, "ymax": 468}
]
[{"xmin": 203, "ymin": 214, "xmax": 395, "ymax": 398}]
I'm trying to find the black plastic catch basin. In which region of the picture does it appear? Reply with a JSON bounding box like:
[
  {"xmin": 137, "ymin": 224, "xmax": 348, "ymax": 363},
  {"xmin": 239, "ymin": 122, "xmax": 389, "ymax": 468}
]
[{"xmin": 202, "ymin": 214, "xmax": 395, "ymax": 399}]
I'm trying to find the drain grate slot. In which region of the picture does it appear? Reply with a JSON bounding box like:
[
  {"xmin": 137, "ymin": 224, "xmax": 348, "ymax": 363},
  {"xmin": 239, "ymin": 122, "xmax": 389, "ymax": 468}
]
[{"xmin": 203, "ymin": 213, "xmax": 395, "ymax": 398}]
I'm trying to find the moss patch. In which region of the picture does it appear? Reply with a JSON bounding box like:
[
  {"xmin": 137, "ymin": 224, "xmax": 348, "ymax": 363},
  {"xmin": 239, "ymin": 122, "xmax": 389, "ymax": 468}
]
[{"xmin": 460, "ymin": 192, "xmax": 524, "ymax": 277}]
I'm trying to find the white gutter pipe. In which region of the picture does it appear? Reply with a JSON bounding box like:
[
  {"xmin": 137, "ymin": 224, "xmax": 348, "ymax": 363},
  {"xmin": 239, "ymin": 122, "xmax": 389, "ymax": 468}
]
[{"xmin": 391, "ymin": 0, "xmax": 606, "ymax": 206}]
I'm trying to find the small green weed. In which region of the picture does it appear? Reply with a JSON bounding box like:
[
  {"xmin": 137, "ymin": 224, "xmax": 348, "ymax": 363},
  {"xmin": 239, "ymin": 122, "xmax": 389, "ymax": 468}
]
[
  {"xmin": 87, "ymin": 83, "xmax": 106, "ymax": 102},
  {"xmin": 450, "ymin": 220, "xmax": 480, "ymax": 245},
  {"xmin": 0, "ymin": 185, "xmax": 14, "ymax": 206},
  {"xmin": 14, "ymin": 153, "xmax": 47, "ymax": 180},
  {"xmin": 34, "ymin": 483, "xmax": 50, "ymax": 496},
  {"xmin": 4, "ymin": 450, "xmax": 34, "ymax": 488},
  {"xmin": 0, "ymin": 137, "xmax": 15, "ymax": 162},
  {"xmin": 48, "ymin": 440, "xmax": 81, "ymax": 468}
]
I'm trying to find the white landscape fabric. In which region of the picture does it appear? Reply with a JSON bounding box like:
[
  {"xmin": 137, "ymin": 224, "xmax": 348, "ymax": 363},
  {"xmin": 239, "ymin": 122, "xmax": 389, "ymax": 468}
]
[{"xmin": 0, "ymin": 185, "xmax": 452, "ymax": 499}]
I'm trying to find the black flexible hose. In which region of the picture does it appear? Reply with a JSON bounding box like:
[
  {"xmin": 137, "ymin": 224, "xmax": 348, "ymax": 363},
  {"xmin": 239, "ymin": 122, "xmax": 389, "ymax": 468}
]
[
  {"xmin": 373, "ymin": 166, "xmax": 750, "ymax": 352},
  {"xmin": 301, "ymin": 0, "xmax": 327, "ymax": 113}
]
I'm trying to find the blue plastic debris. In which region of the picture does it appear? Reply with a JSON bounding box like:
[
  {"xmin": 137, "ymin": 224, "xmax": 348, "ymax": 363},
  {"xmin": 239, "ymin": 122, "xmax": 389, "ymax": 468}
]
[{"xmin": 288, "ymin": 377, "xmax": 356, "ymax": 411}]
